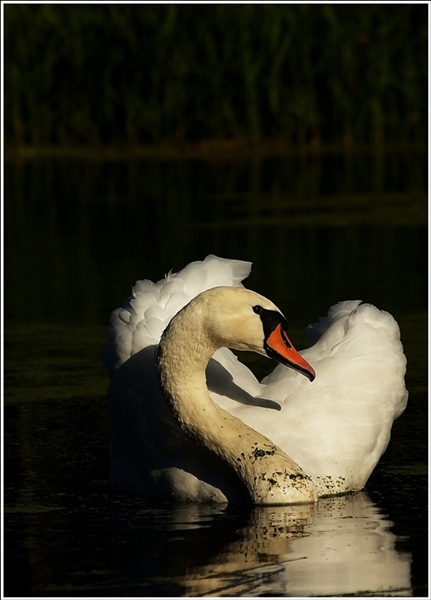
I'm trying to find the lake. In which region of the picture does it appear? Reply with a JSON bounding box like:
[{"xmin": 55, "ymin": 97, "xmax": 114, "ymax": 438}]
[{"xmin": 4, "ymin": 150, "xmax": 428, "ymax": 596}]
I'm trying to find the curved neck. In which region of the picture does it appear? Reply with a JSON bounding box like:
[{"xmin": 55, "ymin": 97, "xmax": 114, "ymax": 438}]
[{"xmin": 156, "ymin": 308, "xmax": 317, "ymax": 505}]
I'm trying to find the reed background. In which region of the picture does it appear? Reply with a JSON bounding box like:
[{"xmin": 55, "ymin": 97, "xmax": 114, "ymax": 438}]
[{"xmin": 4, "ymin": 3, "xmax": 428, "ymax": 152}]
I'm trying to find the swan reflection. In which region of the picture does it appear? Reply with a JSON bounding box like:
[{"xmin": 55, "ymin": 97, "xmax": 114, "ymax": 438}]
[{"xmin": 111, "ymin": 492, "xmax": 411, "ymax": 597}]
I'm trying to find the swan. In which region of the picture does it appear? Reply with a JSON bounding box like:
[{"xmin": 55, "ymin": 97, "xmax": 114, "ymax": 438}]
[{"xmin": 102, "ymin": 255, "xmax": 408, "ymax": 504}]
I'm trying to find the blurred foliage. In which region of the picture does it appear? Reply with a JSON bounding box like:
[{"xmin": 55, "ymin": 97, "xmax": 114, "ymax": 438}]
[{"xmin": 4, "ymin": 4, "xmax": 428, "ymax": 148}]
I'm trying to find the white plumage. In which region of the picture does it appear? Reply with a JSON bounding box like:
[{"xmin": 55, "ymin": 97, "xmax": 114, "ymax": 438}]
[{"xmin": 102, "ymin": 255, "xmax": 408, "ymax": 502}]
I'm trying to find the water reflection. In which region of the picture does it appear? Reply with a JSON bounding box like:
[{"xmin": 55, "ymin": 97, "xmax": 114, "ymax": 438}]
[
  {"xmin": 4, "ymin": 155, "xmax": 427, "ymax": 326},
  {"xmin": 111, "ymin": 492, "xmax": 411, "ymax": 597}
]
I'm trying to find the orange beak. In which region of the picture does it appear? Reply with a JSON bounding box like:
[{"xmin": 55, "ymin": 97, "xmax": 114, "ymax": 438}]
[{"xmin": 265, "ymin": 323, "xmax": 316, "ymax": 382}]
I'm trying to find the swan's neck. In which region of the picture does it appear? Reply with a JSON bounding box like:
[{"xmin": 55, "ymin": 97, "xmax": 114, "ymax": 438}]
[{"xmin": 157, "ymin": 309, "xmax": 317, "ymax": 505}]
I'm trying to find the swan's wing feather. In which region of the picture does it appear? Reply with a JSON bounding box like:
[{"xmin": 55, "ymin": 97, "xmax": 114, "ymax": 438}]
[
  {"xmin": 305, "ymin": 300, "xmax": 362, "ymax": 345},
  {"xmin": 202, "ymin": 254, "xmax": 252, "ymax": 287},
  {"xmin": 247, "ymin": 302, "xmax": 408, "ymax": 493},
  {"xmin": 101, "ymin": 255, "xmax": 252, "ymax": 376}
]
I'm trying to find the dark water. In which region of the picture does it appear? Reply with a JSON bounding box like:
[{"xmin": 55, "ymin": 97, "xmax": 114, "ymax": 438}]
[{"xmin": 4, "ymin": 151, "xmax": 428, "ymax": 596}]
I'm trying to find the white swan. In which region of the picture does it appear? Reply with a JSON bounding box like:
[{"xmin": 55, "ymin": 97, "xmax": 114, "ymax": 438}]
[{"xmin": 102, "ymin": 255, "xmax": 408, "ymax": 504}]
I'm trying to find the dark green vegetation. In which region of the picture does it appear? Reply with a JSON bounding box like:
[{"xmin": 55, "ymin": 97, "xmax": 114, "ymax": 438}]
[{"xmin": 4, "ymin": 4, "xmax": 427, "ymax": 149}]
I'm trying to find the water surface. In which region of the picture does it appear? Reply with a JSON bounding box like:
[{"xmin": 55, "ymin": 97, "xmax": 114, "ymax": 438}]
[{"xmin": 4, "ymin": 151, "xmax": 428, "ymax": 596}]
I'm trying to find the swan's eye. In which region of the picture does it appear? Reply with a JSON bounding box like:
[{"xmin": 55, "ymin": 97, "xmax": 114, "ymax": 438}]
[{"xmin": 253, "ymin": 305, "xmax": 263, "ymax": 315}]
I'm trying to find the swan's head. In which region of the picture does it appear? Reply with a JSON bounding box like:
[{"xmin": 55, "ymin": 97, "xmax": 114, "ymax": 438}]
[{"xmin": 191, "ymin": 287, "xmax": 316, "ymax": 382}]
